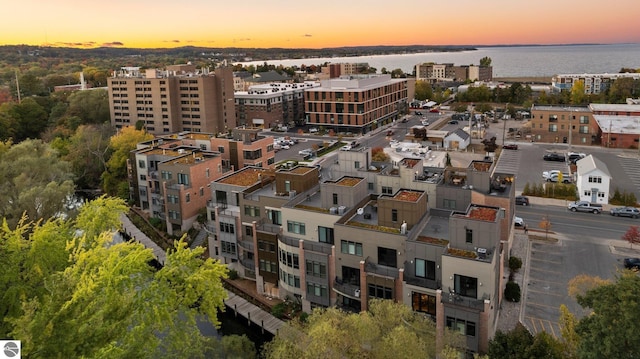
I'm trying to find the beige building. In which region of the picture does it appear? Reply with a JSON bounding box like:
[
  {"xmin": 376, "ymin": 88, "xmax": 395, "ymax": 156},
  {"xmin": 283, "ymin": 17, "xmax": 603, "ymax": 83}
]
[
  {"xmin": 415, "ymin": 63, "xmax": 492, "ymax": 83},
  {"xmin": 108, "ymin": 64, "xmax": 236, "ymax": 135},
  {"xmin": 304, "ymin": 74, "xmax": 409, "ymax": 134}
]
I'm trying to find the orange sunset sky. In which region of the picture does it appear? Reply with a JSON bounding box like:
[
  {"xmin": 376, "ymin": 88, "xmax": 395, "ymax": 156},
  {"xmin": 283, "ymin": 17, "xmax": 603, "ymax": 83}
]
[{"xmin": 3, "ymin": 0, "xmax": 639, "ymax": 49}]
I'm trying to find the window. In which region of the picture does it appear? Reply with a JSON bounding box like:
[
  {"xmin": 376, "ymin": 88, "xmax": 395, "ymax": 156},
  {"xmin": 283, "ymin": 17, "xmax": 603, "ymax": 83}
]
[
  {"xmin": 412, "ymin": 292, "xmax": 436, "ymax": 316},
  {"xmin": 579, "ymin": 125, "xmax": 589, "ymax": 134},
  {"xmin": 177, "ymin": 173, "xmax": 190, "ymax": 186},
  {"xmin": 382, "ymin": 186, "xmax": 393, "ymax": 195},
  {"xmin": 287, "ymin": 221, "xmax": 306, "ymax": 235},
  {"xmin": 307, "ymin": 282, "xmax": 328, "ymax": 298},
  {"xmin": 279, "ymin": 249, "xmax": 299, "ymax": 269},
  {"xmin": 598, "ymin": 192, "xmax": 606, "ymax": 198},
  {"xmin": 318, "ymin": 226, "xmax": 334, "ymax": 244},
  {"xmin": 548, "ymin": 124, "xmax": 558, "ymax": 132},
  {"xmin": 167, "ymin": 194, "xmax": 179, "ymax": 204},
  {"xmin": 341, "ymin": 240, "xmax": 363, "ymax": 256},
  {"xmin": 415, "ymin": 259, "xmax": 436, "ymax": 280},
  {"xmin": 138, "ymin": 160, "xmax": 146, "ymax": 169},
  {"xmin": 333, "ymin": 193, "xmax": 338, "ymax": 205},
  {"xmin": 244, "ymin": 225, "xmax": 253, "ymax": 237},
  {"xmin": 368, "ymin": 182, "xmax": 374, "ymax": 190},
  {"xmin": 259, "ymin": 240, "xmax": 276, "ymax": 253},
  {"xmin": 259, "ymin": 259, "xmax": 277, "ymax": 273},
  {"xmin": 218, "ymin": 146, "xmax": 225, "ymax": 153},
  {"xmin": 219, "ymin": 222, "xmax": 235, "ymax": 234},
  {"xmin": 221, "ymin": 241, "xmax": 236, "ymax": 255},
  {"xmin": 446, "ymin": 317, "xmax": 476, "ymax": 337},
  {"xmin": 244, "ymin": 205, "xmax": 260, "ymax": 217},
  {"xmin": 368, "ymin": 284, "xmax": 393, "ymax": 299},
  {"xmin": 443, "ymin": 199, "xmax": 456, "ymax": 209},
  {"xmin": 161, "ymin": 171, "xmax": 172, "ymax": 180},
  {"xmin": 378, "ymin": 246, "xmax": 397, "ymax": 267},
  {"xmin": 588, "ymin": 176, "xmax": 602, "ymax": 183},
  {"xmin": 454, "ymin": 274, "xmax": 478, "ymax": 298},
  {"xmin": 185, "ymin": 193, "xmax": 190, "ymax": 203},
  {"xmin": 354, "ymin": 161, "xmax": 360, "ymax": 169},
  {"xmin": 306, "ymin": 260, "xmax": 327, "ymax": 278},
  {"xmin": 391, "ymin": 209, "xmax": 398, "ymax": 222},
  {"xmin": 280, "ymin": 270, "xmax": 301, "ymax": 288},
  {"xmin": 466, "ymin": 228, "xmax": 473, "ymax": 243},
  {"xmin": 579, "ymin": 115, "xmax": 589, "ymax": 124},
  {"xmin": 267, "ymin": 209, "xmax": 282, "ymax": 225}
]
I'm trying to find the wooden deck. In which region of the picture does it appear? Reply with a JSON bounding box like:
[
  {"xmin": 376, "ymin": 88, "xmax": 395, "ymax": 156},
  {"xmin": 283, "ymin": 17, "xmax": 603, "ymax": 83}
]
[{"xmin": 224, "ymin": 291, "xmax": 286, "ymax": 335}]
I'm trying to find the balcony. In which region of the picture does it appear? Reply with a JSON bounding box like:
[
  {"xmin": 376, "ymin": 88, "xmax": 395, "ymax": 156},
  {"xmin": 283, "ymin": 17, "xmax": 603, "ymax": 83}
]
[
  {"xmin": 333, "ymin": 279, "xmax": 361, "ymax": 300},
  {"xmin": 239, "ymin": 256, "xmax": 255, "ymax": 271},
  {"xmin": 405, "ymin": 276, "xmax": 441, "ymax": 290},
  {"xmin": 207, "ymin": 200, "xmax": 227, "ymax": 210},
  {"xmin": 364, "ymin": 260, "xmax": 399, "ymax": 279},
  {"xmin": 237, "ymin": 236, "xmax": 254, "ymax": 251},
  {"xmin": 441, "ymin": 291, "xmax": 486, "ymax": 311},
  {"xmin": 203, "ymin": 224, "xmax": 217, "ymax": 235}
]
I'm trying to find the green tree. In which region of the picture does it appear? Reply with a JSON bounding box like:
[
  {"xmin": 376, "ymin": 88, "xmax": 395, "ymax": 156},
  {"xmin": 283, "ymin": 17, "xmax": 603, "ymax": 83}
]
[
  {"xmin": 475, "ymin": 103, "xmax": 493, "ymax": 114},
  {"xmin": 102, "ymin": 126, "xmax": 153, "ymax": 198},
  {"xmin": 558, "ymin": 304, "xmax": 579, "ymax": 359},
  {"xmin": 212, "ymin": 335, "xmax": 256, "ymax": 359},
  {"xmin": 64, "ymin": 124, "xmax": 114, "ymax": 189},
  {"xmin": 0, "ymin": 139, "xmax": 75, "ymax": 227},
  {"xmin": 480, "ymin": 56, "xmax": 492, "ymax": 67},
  {"xmin": 607, "ymin": 77, "xmax": 638, "ymax": 103},
  {"xmin": 415, "ymin": 80, "xmax": 434, "ymax": 101},
  {"xmin": 3, "ymin": 196, "xmax": 229, "ymax": 358},
  {"xmin": 263, "ymin": 299, "xmax": 464, "ymax": 359},
  {"xmin": 5, "ymin": 97, "xmax": 49, "ymax": 141},
  {"xmin": 575, "ymin": 272, "xmax": 640, "ymax": 358},
  {"xmin": 488, "ymin": 323, "xmax": 564, "ymax": 359},
  {"xmin": 66, "ymin": 88, "xmax": 110, "ymax": 126}
]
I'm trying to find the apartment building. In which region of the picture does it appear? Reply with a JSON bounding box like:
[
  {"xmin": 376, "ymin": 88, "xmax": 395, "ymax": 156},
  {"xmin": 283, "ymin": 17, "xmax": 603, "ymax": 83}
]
[
  {"xmin": 529, "ymin": 105, "xmax": 595, "ymax": 145},
  {"xmin": 210, "ymin": 126, "xmax": 276, "ymax": 169},
  {"xmin": 320, "ymin": 63, "xmax": 371, "ymax": 79},
  {"xmin": 234, "ymin": 82, "xmax": 318, "ymax": 128},
  {"xmin": 552, "ymin": 72, "xmax": 640, "ymax": 94},
  {"xmin": 108, "ymin": 64, "xmax": 236, "ymax": 135},
  {"xmin": 415, "ymin": 63, "xmax": 492, "ymax": 83},
  {"xmin": 304, "ymin": 74, "xmax": 409, "ymax": 134}
]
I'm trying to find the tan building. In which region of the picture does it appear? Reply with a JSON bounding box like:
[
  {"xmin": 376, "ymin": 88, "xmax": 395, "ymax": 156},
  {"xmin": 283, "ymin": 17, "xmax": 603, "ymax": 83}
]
[
  {"xmin": 530, "ymin": 105, "xmax": 595, "ymax": 145},
  {"xmin": 305, "ymin": 74, "xmax": 409, "ymax": 134},
  {"xmin": 108, "ymin": 64, "xmax": 236, "ymax": 135},
  {"xmin": 210, "ymin": 127, "xmax": 276, "ymax": 169},
  {"xmin": 415, "ymin": 63, "xmax": 492, "ymax": 83}
]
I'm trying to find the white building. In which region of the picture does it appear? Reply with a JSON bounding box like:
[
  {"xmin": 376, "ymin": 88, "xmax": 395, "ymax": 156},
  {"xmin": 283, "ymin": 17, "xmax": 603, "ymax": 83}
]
[
  {"xmin": 575, "ymin": 155, "xmax": 611, "ymax": 204},
  {"xmin": 444, "ymin": 129, "xmax": 471, "ymax": 150}
]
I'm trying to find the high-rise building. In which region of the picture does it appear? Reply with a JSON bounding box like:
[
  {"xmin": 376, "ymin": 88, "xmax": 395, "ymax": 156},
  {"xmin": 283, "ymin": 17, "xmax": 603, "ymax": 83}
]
[{"xmin": 108, "ymin": 64, "xmax": 236, "ymax": 135}]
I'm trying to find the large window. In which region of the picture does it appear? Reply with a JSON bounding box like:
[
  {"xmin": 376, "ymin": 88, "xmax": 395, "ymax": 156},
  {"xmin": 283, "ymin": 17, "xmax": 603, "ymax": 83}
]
[
  {"xmin": 446, "ymin": 317, "xmax": 476, "ymax": 337},
  {"xmin": 466, "ymin": 228, "xmax": 473, "ymax": 244},
  {"xmin": 306, "ymin": 260, "xmax": 327, "ymax": 278},
  {"xmin": 443, "ymin": 199, "xmax": 456, "ymax": 209},
  {"xmin": 548, "ymin": 124, "xmax": 558, "ymax": 132},
  {"xmin": 287, "ymin": 221, "xmax": 306, "ymax": 235},
  {"xmin": 378, "ymin": 246, "xmax": 397, "ymax": 267},
  {"xmin": 244, "ymin": 205, "xmax": 260, "ymax": 217},
  {"xmin": 219, "ymin": 222, "xmax": 235, "ymax": 234},
  {"xmin": 279, "ymin": 249, "xmax": 299, "ymax": 269},
  {"xmin": 259, "ymin": 259, "xmax": 277, "ymax": 273},
  {"xmin": 307, "ymin": 282, "xmax": 328, "ymax": 298},
  {"xmin": 412, "ymin": 292, "xmax": 436, "ymax": 316},
  {"xmin": 221, "ymin": 241, "xmax": 236, "ymax": 255},
  {"xmin": 368, "ymin": 284, "xmax": 393, "ymax": 299},
  {"xmin": 258, "ymin": 240, "xmax": 276, "ymax": 253},
  {"xmin": 588, "ymin": 176, "xmax": 602, "ymax": 183},
  {"xmin": 318, "ymin": 226, "xmax": 334, "ymax": 244},
  {"xmin": 382, "ymin": 186, "xmax": 393, "ymax": 195},
  {"xmin": 341, "ymin": 240, "xmax": 363, "ymax": 256},
  {"xmin": 280, "ymin": 270, "xmax": 300, "ymax": 288},
  {"xmin": 415, "ymin": 259, "xmax": 436, "ymax": 280},
  {"xmin": 177, "ymin": 173, "xmax": 190, "ymax": 186},
  {"xmin": 267, "ymin": 209, "xmax": 282, "ymax": 225},
  {"xmin": 454, "ymin": 274, "xmax": 477, "ymax": 298}
]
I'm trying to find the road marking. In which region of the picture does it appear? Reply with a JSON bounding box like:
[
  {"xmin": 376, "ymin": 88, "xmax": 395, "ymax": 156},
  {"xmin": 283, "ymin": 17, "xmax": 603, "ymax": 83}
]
[
  {"xmin": 527, "ymin": 288, "xmax": 564, "ymax": 297},
  {"xmin": 529, "ymin": 267, "xmax": 562, "ymax": 274},
  {"xmin": 526, "ymin": 301, "xmax": 561, "ymax": 310}
]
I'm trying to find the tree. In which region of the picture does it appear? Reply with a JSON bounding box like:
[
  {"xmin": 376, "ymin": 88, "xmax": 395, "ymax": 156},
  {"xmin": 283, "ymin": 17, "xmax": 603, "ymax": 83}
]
[
  {"xmin": 371, "ymin": 147, "xmax": 389, "ymax": 162},
  {"xmin": 558, "ymin": 304, "xmax": 579, "ymax": 359},
  {"xmin": 66, "ymin": 88, "xmax": 110, "ymax": 126},
  {"xmin": 622, "ymin": 225, "xmax": 640, "ymax": 248},
  {"xmin": 414, "ymin": 80, "xmax": 434, "ymax": 101},
  {"xmin": 2, "ymin": 196, "xmax": 229, "ymax": 358},
  {"xmin": 488, "ymin": 323, "xmax": 564, "ymax": 359},
  {"xmin": 570, "ymin": 80, "xmax": 586, "ymax": 105},
  {"xmin": 480, "ymin": 56, "xmax": 492, "ymax": 67},
  {"xmin": 102, "ymin": 126, "xmax": 153, "ymax": 198},
  {"xmin": 539, "ymin": 215, "xmax": 551, "ymax": 239},
  {"xmin": 64, "ymin": 124, "xmax": 114, "ymax": 189},
  {"xmin": 3, "ymin": 97, "xmax": 49, "ymax": 141},
  {"xmin": 567, "ymin": 274, "xmax": 611, "ymax": 299},
  {"xmin": 0, "ymin": 139, "xmax": 75, "ymax": 227},
  {"xmin": 263, "ymin": 299, "xmax": 464, "ymax": 359},
  {"xmin": 575, "ymin": 272, "xmax": 640, "ymax": 358}
]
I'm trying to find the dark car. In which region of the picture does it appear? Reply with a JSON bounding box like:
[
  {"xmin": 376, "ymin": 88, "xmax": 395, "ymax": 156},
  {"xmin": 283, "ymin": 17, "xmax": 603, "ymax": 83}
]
[
  {"xmin": 386, "ymin": 130, "xmax": 394, "ymax": 136},
  {"xmin": 448, "ymin": 120, "xmax": 459, "ymax": 125},
  {"xmin": 415, "ymin": 111, "xmax": 422, "ymax": 115},
  {"xmin": 624, "ymin": 258, "xmax": 640, "ymax": 270},
  {"xmin": 610, "ymin": 207, "xmax": 640, "ymax": 218},
  {"xmin": 401, "ymin": 118, "xmax": 408, "ymax": 123},
  {"xmin": 543, "ymin": 153, "xmax": 565, "ymax": 162},
  {"xmin": 515, "ymin": 196, "xmax": 530, "ymax": 206},
  {"xmin": 503, "ymin": 144, "xmax": 518, "ymax": 150}
]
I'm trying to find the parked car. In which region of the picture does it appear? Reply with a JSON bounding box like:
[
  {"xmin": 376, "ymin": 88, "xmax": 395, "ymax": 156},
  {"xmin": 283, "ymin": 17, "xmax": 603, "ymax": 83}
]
[
  {"xmin": 514, "ymin": 216, "xmax": 524, "ymax": 227},
  {"xmin": 308, "ymin": 127, "xmax": 319, "ymax": 133},
  {"xmin": 340, "ymin": 145, "xmax": 352, "ymax": 151},
  {"xmin": 568, "ymin": 201, "xmax": 603, "ymax": 214},
  {"xmin": 543, "ymin": 170, "xmax": 572, "ymax": 183},
  {"xmin": 623, "ymin": 258, "xmax": 640, "ymax": 270},
  {"xmin": 543, "ymin": 152, "xmax": 565, "ymax": 162},
  {"xmin": 568, "ymin": 152, "xmax": 587, "ymax": 164},
  {"xmin": 503, "ymin": 143, "xmax": 518, "ymax": 150},
  {"xmin": 421, "ymin": 120, "xmax": 430, "ymax": 126},
  {"xmin": 515, "ymin": 196, "xmax": 530, "ymax": 206},
  {"xmin": 298, "ymin": 149, "xmax": 312, "ymax": 156},
  {"xmin": 386, "ymin": 130, "xmax": 394, "ymax": 136},
  {"xmin": 415, "ymin": 111, "xmax": 422, "ymax": 115},
  {"xmin": 429, "ymin": 108, "xmax": 440, "ymax": 113},
  {"xmin": 610, "ymin": 207, "xmax": 640, "ymax": 218},
  {"xmin": 448, "ymin": 120, "xmax": 459, "ymax": 125}
]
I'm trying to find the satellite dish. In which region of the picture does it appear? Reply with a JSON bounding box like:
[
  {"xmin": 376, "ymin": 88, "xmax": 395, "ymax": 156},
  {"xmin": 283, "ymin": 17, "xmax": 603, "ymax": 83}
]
[{"xmin": 357, "ymin": 208, "xmax": 364, "ymax": 215}]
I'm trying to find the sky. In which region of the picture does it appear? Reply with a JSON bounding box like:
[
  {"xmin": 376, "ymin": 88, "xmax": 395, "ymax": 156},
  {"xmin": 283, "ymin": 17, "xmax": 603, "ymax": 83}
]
[{"xmin": 3, "ymin": 0, "xmax": 640, "ymax": 49}]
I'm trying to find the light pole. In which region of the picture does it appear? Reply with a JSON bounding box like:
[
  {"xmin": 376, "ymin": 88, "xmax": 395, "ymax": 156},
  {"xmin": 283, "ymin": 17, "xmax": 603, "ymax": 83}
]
[{"xmin": 501, "ymin": 103, "xmax": 508, "ymax": 145}]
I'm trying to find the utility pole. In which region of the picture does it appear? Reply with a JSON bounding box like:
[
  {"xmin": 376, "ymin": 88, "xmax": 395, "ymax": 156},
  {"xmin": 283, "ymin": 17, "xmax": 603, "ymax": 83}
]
[{"xmin": 502, "ymin": 103, "xmax": 508, "ymax": 145}]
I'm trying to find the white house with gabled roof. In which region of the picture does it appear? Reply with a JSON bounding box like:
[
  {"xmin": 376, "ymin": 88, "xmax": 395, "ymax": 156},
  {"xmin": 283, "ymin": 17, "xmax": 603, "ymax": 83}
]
[{"xmin": 575, "ymin": 155, "xmax": 611, "ymax": 204}]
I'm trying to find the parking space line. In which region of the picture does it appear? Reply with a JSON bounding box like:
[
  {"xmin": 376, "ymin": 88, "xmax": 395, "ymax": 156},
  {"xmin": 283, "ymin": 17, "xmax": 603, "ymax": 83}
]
[
  {"xmin": 529, "ymin": 257, "xmax": 562, "ymax": 265},
  {"xmin": 527, "ymin": 301, "xmax": 560, "ymax": 310},
  {"xmin": 526, "ymin": 288, "xmax": 564, "ymax": 297},
  {"xmin": 528, "ymin": 267, "xmax": 563, "ymax": 274}
]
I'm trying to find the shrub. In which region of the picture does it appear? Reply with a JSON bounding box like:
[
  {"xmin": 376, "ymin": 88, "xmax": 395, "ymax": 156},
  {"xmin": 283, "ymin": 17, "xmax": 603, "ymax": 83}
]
[
  {"xmin": 228, "ymin": 269, "xmax": 239, "ymax": 280},
  {"xmin": 509, "ymin": 256, "xmax": 523, "ymax": 273},
  {"xmin": 505, "ymin": 281, "xmax": 521, "ymax": 302},
  {"xmin": 271, "ymin": 303, "xmax": 286, "ymax": 319}
]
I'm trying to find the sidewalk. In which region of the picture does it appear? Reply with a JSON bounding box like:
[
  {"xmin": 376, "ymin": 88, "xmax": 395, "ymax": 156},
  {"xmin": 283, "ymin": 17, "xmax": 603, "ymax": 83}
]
[{"xmin": 496, "ymin": 232, "xmax": 529, "ymax": 333}]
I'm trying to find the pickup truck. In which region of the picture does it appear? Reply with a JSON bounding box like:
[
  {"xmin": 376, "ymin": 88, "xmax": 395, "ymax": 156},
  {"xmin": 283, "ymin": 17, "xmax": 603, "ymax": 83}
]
[{"xmin": 567, "ymin": 201, "xmax": 603, "ymax": 214}]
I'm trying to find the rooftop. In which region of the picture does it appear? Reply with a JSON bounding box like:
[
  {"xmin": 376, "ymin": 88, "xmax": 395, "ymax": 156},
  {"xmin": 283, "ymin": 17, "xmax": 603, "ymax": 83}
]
[
  {"xmin": 218, "ymin": 167, "xmax": 271, "ymax": 187},
  {"xmin": 393, "ymin": 190, "xmax": 424, "ymax": 202}
]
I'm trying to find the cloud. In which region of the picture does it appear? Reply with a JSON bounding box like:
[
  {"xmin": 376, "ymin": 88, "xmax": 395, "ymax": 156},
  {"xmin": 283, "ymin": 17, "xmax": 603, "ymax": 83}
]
[
  {"xmin": 101, "ymin": 41, "xmax": 124, "ymax": 47},
  {"xmin": 53, "ymin": 41, "xmax": 100, "ymax": 48},
  {"xmin": 162, "ymin": 40, "xmax": 181, "ymax": 43},
  {"xmin": 233, "ymin": 38, "xmax": 251, "ymax": 43},
  {"xmin": 303, "ymin": 34, "xmax": 312, "ymax": 37}
]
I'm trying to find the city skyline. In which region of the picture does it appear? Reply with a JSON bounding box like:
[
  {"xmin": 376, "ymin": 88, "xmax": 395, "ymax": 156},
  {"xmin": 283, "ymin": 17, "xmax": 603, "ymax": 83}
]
[{"xmin": 3, "ymin": 0, "xmax": 640, "ymax": 49}]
